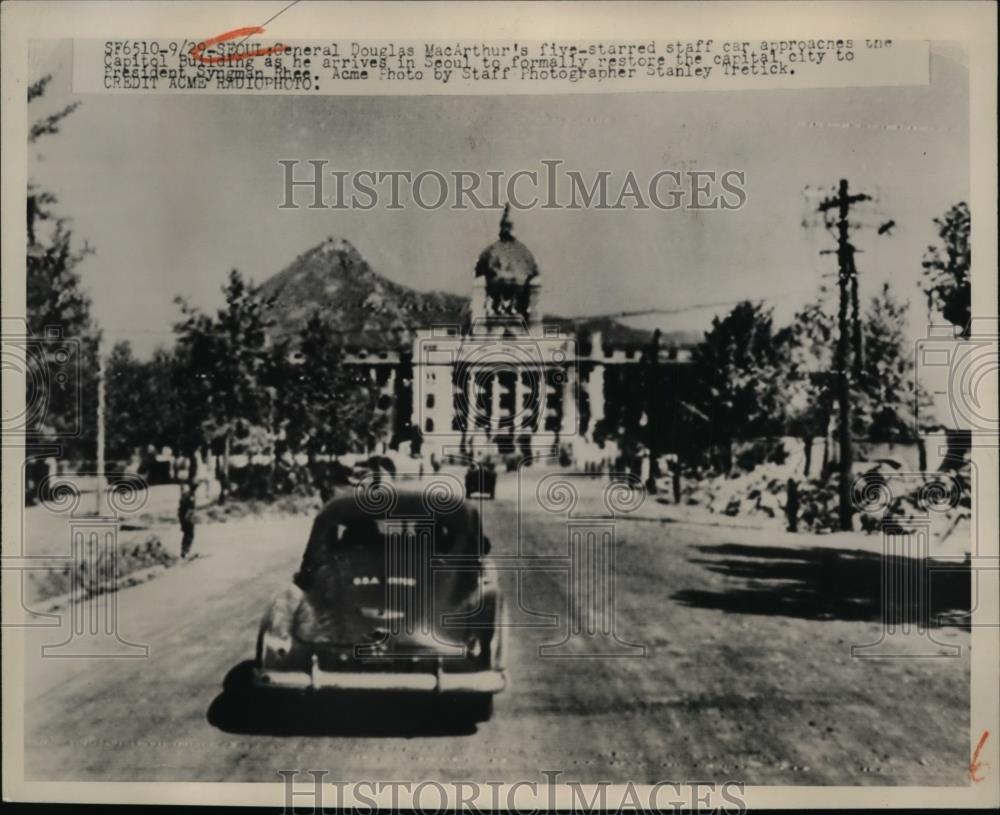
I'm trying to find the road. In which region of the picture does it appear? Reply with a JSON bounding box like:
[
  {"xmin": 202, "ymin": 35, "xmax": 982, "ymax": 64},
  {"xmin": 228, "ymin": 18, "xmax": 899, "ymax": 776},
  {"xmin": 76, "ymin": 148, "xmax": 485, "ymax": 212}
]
[{"xmin": 22, "ymin": 476, "xmax": 970, "ymax": 785}]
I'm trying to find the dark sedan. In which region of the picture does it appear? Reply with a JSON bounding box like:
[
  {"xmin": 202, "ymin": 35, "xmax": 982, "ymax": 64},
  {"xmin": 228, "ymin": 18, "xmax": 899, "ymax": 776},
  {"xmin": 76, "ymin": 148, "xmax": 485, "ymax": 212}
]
[{"xmin": 253, "ymin": 484, "xmax": 505, "ymax": 721}]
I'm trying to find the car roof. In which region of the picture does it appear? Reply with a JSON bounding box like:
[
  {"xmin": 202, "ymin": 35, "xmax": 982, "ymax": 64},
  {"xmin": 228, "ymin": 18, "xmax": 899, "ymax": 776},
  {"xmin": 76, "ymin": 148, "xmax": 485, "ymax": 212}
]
[
  {"xmin": 302, "ymin": 481, "xmax": 483, "ymax": 560},
  {"xmin": 313, "ymin": 481, "xmax": 477, "ymax": 526}
]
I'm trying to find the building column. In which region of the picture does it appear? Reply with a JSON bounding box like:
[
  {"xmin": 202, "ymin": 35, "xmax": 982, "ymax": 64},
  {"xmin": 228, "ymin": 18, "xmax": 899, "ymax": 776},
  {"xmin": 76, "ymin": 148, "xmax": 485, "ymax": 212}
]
[
  {"xmin": 410, "ymin": 361, "xmax": 421, "ymax": 436},
  {"xmin": 467, "ymin": 365, "xmax": 483, "ymax": 455},
  {"xmin": 383, "ymin": 367, "xmax": 396, "ymax": 448},
  {"xmin": 586, "ymin": 363, "xmax": 605, "ymax": 441},
  {"xmin": 513, "ymin": 368, "xmax": 525, "ymax": 433},
  {"xmin": 490, "ymin": 371, "xmax": 501, "ymax": 441},
  {"xmin": 560, "ymin": 364, "xmax": 576, "ymax": 438}
]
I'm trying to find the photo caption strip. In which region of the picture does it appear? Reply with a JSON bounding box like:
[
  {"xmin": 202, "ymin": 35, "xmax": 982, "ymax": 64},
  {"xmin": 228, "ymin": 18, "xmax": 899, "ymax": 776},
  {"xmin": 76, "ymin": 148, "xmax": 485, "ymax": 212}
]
[{"xmin": 76, "ymin": 37, "xmax": 929, "ymax": 95}]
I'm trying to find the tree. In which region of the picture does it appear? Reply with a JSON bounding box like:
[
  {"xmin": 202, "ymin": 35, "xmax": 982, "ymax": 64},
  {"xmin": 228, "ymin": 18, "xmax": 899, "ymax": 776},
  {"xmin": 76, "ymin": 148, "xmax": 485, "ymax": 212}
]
[
  {"xmin": 27, "ymin": 75, "xmax": 81, "ymax": 247},
  {"xmin": 782, "ymin": 290, "xmax": 837, "ymax": 475},
  {"xmin": 922, "ymin": 202, "xmax": 971, "ymax": 338},
  {"xmin": 781, "ymin": 285, "xmax": 930, "ymax": 471},
  {"xmin": 104, "ymin": 341, "xmax": 150, "ymax": 462},
  {"xmin": 276, "ymin": 312, "xmax": 378, "ymax": 458},
  {"xmin": 26, "ymin": 75, "xmax": 99, "ymax": 461},
  {"xmin": 104, "ymin": 342, "xmax": 183, "ymax": 462},
  {"xmin": 26, "ymin": 222, "xmax": 94, "ymax": 335},
  {"xmin": 170, "ymin": 307, "xmax": 216, "ymax": 470},
  {"xmin": 855, "ymin": 284, "xmax": 930, "ymax": 444},
  {"xmin": 173, "ymin": 270, "xmax": 277, "ymax": 500},
  {"xmin": 689, "ymin": 301, "xmax": 790, "ymax": 470},
  {"xmin": 146, "ymin": 347, "xmax": 190, "ymax": 454}
]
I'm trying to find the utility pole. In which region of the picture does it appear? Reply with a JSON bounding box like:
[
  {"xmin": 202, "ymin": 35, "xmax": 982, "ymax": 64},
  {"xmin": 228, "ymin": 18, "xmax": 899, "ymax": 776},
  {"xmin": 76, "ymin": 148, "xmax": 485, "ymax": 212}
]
[
  {"xmin": 849, "ymin": 248, "xmax": 864, "ymax": 378},
  {"xmin": 644, "ymin": 329, "xmax": 662, "ymax": 495},
  {"xmin": 96, "ymin": 336, "xmax": 106, "ymax": 516},
  {"xmin": 818, "ymin": 179, "xmax": 870, "ymax": 532}
]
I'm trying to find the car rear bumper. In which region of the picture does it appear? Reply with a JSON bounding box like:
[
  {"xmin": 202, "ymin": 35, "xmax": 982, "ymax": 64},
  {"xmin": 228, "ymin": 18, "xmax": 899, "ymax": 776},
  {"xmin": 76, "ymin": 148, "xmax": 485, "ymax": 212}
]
[{"xmin": 253, "ymin": 664, "xmax": 506, "ymax": 693}]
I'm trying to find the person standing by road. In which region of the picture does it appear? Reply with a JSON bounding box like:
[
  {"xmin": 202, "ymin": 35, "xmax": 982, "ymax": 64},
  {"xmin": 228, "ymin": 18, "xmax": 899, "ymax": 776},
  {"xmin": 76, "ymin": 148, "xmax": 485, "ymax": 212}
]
[
  {"xmin": 178, "ymin": 483, "xmax": 197, "ymax": 558},
  {"xmin": 785, "ymin": 477, "xmax": 800, "ymax": 533}
]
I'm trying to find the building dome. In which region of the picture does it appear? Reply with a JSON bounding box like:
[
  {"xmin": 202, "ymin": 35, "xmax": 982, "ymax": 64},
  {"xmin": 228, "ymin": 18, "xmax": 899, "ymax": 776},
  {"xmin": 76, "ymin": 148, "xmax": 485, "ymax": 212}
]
[{"xmin": 474, "ymin": 205, "xmax": 539, "ymax": 287}]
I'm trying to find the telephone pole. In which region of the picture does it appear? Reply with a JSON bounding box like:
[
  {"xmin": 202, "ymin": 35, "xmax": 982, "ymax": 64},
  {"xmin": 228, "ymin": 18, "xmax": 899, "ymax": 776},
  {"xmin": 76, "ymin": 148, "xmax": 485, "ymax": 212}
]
[
  {"xmin": 96, "ymin": 336, "xmax": 106, "ymax": 515},
  {"xmin": 644, "ymin": 329, "xmax": 662, "ymax": 495},
  {"xmin": 818, "ymin": 179, "xmax": 870, "ymax": 532}
]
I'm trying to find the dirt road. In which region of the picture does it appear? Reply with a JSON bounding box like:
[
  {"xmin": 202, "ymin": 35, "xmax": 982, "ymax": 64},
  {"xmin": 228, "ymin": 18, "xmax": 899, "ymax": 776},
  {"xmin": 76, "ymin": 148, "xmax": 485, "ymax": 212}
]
[{"xmin": 22, "ymin": 479, "xmax": 970, "ymax": 784}]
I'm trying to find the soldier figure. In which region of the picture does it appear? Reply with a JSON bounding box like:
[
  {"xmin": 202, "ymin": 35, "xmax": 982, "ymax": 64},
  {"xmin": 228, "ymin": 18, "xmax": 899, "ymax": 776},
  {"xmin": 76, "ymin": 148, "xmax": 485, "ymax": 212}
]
[
  {"xmin": 785, "ymin": 477, "xmax": 800, "ymax": 533},
  {"xmin": 178, "ymin": 483, "xmax": 197, "ymax": 558}
]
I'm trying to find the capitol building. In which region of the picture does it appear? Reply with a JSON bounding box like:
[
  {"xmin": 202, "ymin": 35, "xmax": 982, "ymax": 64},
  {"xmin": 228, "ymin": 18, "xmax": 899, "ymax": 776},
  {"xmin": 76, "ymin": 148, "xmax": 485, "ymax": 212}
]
[{"xmin": 341, "ymin": 207, "xmax": 694, "ymax": 464}]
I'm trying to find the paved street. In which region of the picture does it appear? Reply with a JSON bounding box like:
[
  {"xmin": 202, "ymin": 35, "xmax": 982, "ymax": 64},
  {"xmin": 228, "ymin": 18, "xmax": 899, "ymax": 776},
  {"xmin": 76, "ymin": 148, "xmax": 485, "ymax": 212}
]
[{"xmin": 22, "ymin": 475, "xmax": 970, "ymax": 785}]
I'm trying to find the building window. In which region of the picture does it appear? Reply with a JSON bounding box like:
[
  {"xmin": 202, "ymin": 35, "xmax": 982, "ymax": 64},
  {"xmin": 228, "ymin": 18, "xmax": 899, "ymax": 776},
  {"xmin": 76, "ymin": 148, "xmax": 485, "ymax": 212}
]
[
  {"xmin": 426, "ymin": 393, "xmax": 435, "ymax": 408},
  {"xmin": 424, "ymin": 418, "xmax": 435, "ymax": 433}
]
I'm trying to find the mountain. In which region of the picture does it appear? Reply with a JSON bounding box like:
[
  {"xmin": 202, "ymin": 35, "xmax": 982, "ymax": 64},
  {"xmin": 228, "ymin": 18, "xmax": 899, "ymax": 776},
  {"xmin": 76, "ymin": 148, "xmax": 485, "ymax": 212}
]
[
  {"xmin": 258, "ymin": 237, "xmax": 469, "ymax": 349},
  {"xmin": 258, "ymin": 237, "xmax": 697, "ymax": 350}
]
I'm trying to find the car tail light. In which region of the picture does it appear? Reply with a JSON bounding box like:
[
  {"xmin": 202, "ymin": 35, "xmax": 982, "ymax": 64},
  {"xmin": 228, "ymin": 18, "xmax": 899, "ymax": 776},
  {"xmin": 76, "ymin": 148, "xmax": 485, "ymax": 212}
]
[
  {"xmin": 261, "ymin": 632, "xmax": 293, "ymax": 666},
  {"xmin": 258, "ymin": 585, "xmax": 303, "ymax": 667}
]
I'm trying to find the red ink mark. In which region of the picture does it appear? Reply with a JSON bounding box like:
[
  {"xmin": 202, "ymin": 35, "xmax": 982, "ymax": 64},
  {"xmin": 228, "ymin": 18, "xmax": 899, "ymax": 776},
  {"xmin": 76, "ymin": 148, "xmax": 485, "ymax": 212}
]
[
  {"xmin": 189, "ymin": 26, "xmax": 287, "ymax": 64},
  {"xmin": 969, "ymin": 729, "xmax": 989, "ymax": 782}
]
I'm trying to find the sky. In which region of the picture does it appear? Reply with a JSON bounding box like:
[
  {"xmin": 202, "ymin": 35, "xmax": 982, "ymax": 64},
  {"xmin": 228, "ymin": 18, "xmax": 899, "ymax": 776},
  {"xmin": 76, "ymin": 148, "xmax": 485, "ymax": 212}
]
[{"xmin": 27, "ymin": 40, "xmax": 968, "ymax": 359}]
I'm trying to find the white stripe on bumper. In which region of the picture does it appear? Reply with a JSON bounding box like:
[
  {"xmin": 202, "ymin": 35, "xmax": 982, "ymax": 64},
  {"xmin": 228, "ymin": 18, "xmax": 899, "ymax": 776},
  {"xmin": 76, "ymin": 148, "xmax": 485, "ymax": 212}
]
[{"xmin": 253, "ymin": 667, "xmax": 506, "ymax": 693}]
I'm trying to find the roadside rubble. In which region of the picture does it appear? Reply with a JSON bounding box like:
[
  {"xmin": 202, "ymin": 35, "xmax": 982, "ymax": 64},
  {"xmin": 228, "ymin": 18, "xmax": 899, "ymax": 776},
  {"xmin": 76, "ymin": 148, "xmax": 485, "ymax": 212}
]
[
  {"xmin": 29, "ymin": 534, "xmax": 177, "ymax": 605},
  {"xmin": 673, "ymin": 441, "xmax": 971, "ymax": 544}
]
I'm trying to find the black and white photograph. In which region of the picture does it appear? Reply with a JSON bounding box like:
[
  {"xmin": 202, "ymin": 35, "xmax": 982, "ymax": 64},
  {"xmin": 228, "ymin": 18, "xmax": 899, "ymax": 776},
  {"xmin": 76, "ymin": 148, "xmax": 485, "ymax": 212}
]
[{"xmin": 2, "ymin": 1, "xmax": 997, "ymax": 810}]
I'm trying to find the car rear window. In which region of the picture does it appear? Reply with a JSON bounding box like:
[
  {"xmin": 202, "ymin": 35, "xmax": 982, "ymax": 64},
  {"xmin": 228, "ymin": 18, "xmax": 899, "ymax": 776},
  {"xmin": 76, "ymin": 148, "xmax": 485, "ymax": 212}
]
[
  {"xmin": 317, "ymin": 517, "xmax": 464, "ymax": 553},
  {"xmin": 297, "ymin": 510, "xmax": 485, "ymax": 588}
]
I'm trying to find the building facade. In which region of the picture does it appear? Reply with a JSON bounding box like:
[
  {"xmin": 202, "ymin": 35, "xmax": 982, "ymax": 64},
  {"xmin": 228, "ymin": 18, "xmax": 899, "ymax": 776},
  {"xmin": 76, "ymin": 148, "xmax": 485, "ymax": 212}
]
[{"xmin": 343, "ymin": 208, "xmax": 694, "ymax": 463}]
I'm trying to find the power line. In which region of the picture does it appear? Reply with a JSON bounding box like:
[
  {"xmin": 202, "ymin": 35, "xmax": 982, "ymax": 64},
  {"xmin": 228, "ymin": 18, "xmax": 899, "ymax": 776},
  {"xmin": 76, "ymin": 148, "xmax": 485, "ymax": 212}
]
[{"xmin": 568, "ymin": 288, "xmax": 819, "ymax": 322}]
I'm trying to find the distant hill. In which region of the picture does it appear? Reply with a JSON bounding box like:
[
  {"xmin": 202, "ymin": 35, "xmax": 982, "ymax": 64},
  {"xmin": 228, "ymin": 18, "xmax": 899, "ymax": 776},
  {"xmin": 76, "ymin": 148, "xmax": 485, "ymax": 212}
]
[
  {"xmin": 258, "ymin": 237, "xmax": 698, "ymax": 350},
  {"xmin": 259, "ymin": 237, "xmax": 468, "ymax": 349}
]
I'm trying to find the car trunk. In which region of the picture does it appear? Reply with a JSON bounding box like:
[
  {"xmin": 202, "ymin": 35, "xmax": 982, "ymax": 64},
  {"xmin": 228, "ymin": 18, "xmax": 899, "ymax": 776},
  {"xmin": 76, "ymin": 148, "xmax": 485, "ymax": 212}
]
[{"xmin": 294, "ymin": 516, "xmax": 474, "ymax": 658}]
